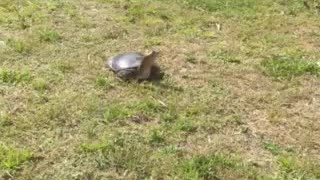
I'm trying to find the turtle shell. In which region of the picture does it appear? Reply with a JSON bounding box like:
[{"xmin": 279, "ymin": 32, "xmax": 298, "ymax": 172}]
[{"xmin": 107, "ymin": 52, "xmax": 144, "ymax": 72}]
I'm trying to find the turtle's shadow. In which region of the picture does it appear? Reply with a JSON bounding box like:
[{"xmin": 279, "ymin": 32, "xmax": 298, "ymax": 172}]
[
  {"xmin": 114, "ymin": 66, "xmax": 183, "ymax": 92},
  {"xmin": 149, "ymin": 80, "xmax": 184, "ymax": 92},
  {"xmin": 119, "ymin": 74, "xmax": 183, "ymax": 92},
  {"xmin": 143, "ymin": 73, "xmax": 184, "ymax": 92},
  {"xmin": 137, "ymin": 66, "xmax": 165, "ymax": 83}
]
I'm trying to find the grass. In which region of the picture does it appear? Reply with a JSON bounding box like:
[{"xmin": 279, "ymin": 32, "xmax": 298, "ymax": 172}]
[
  {"xmin": 208, "ymin": 49, "xmax": 241, "ymax": 64},
  {"xmin": 6, "ymin": 39, "xmax": 31, "ymax": 54},
  {"xmin": 95, "ymin": 75, "xmax": 110, "ymax": 88},
  {"xmin": 276, "ymin": 154, "xmax": 320, "ymax": 179},
  {"xmin": 103, "ymin": 103, "xmax": 133, "ymax": 122},
  {"xmin": 102, "ymin": 98, "xmax": 165, "ymax": 123},
  {"xmin": 0, "ymin": 0, "xmax": 320, "ymax": 179},
  {"xmin": 263, "ymin": 141, "xmax": 282, "ymax": 155},
  {"xmin": 148, "ymin": 129, "xmax": 166, "ymax": 145},
  {"xmin": 0, "ymin": 144, "xmax": 32, "ymax": 170},
  {"xmin": 39, "ymin": 28, "xmax": 61, "ymax": 42},
  {"xmin": 175, "ymin": 153, "xmax": 250, "ymax": 180},
  {"xmin": 32, "ymin": 78, "xmax": 49, "ymax": 91},
  {"xmin": 185, "ymin": 0, "xmax": 260, "ymax": 14},
  {"xmin": 261, "ymin": 55, "xmax": 320, "ymax": 79},
  {"xmin": 0, "ymin": 68, "xmax": 31, "ymax": 84}
]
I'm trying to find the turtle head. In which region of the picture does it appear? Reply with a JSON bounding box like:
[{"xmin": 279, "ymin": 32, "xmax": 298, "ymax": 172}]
[
  {"xmin": 149, "ymin": 50, "xmax": 160, "ymax": 59},
  {"xmin": 137, "ymin": 50, "xmax": 160, "ymax": 80},
  {"xmin": 144, "ymin": 50, "xmax": 161, "ymax": 65}
]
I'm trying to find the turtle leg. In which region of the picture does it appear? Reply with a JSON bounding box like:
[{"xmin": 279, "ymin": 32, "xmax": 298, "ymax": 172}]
[{"xmin": 116, "ymin": 69, "xmax": 137, "ymax": 80}]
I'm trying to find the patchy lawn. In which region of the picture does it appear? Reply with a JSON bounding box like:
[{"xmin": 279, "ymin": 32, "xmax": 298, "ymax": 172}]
[{"xmin": 0, "ymin": 0, "xmax": 320, "ymax": 179}]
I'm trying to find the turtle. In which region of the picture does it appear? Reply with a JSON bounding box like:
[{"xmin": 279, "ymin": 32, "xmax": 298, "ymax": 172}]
[{"xmin": 106, "ymin": 50, "xmax": 163, "ymax": 81}]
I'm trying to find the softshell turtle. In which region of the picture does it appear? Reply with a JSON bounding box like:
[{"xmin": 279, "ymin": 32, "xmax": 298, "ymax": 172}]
[{"xmin": 106, "ymin": 50, "xmax": 163, "ymax": 81}]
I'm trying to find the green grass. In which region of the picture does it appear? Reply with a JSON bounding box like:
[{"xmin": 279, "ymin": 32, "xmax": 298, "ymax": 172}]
[
  {"xmin": 6, "ymin": 39, "xmax": 31, "ymax": 54},
  {"xmin": 261, "ymin": 55, "xmax": 320, "ymax": 79},
  {"xmin": 185, "ymin": 0, "xmax": 260, "ymax": 14},
  {"xmin": 277, "ymin": 154, "xmax": 320, "ymax": 179},
  {"xmin": 103, "ymin": 104, "xmax": 133, "ymax": 122},
  {"xmin": 80, "ymin": 132, "xmax": 155, "ymax": 177},
  {"xmin": 80, "ymin": 143, "xmax": 108, "ymax": 153},
  {"xmin": 148, "ymin": 129, "xmax": 166, "ymax": 145},
  {"xmin": 39, "ymin": 28, "xmax": 61, "ymax": 42},
  {"xmin": 175, "ymin": 153, "xmax": 241, "ymax": 180},
  {"xmin": 208, "ymin": 49, "xmax": 241, "ymax": 64},
  {"xmin": 103, "ymin": 99, "xmax": 164, "ymax": 123},
  {"xmin": 263, "ymin": 141, "xmax": 282, "ymax": 155},
  {"xmin": 1, "ymin": 0, "xmax": 320, "ymax": 179},
  {"xmin": 0, "ymin": 144, "xmax": 32, "ymax": 170},
  {"xmin": 0, "ymin": 68, "xmax": 31, "ymax": 84},
  {"xmin": 32, "ymin": 78, "xmax": 49, "ymax": 91},
  {"xmin": 95, "ymin": 75, "xmax": 110, "ymax": 88}
]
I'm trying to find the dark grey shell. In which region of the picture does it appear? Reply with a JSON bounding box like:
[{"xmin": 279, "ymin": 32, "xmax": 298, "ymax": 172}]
[{"xmin": 107, "ymin": 52, "xmax": 144, "ymax": 72}]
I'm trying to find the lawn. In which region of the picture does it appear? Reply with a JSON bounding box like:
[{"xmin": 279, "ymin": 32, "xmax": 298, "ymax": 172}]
[{"xmin": 0, "ymin": 0, "xmax": 320, "ymax": 179}]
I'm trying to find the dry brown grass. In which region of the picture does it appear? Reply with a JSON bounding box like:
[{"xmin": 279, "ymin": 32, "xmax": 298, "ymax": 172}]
[{"xmin": 1, "ymin": 0, "xmax": 320, "ymax": 179}]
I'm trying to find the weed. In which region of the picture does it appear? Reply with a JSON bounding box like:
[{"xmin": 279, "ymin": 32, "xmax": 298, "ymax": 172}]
[
  {"xmin": 185, "ymin": 53, "xmax": 197, "ymax": 64},
  {"xmin": 134, "ymin": 99, "xmax": 163, "ymax": 114},
  {"xmin": 144, "ymin": 37, "xmax": 163, "ymax": 48},
  {"xmin": 103, "ymin": 99, "xmax": 163, "ymax": 123},
  {"xmin": 74, "ymin": 16, "xmax": 95, "ymax": 28},
  {"xmin": 103, "ymin": 104, "xmax": 133, "ymax": 122},
  {"xmin": 54, "ymin": 61, "xmax": 74, "ymax": 73},
  {"xmin": 125, "ymin": 1, "xmax": 147, "ymax": 23},
  {"xmin": 102, "ymin": 26, "xmax": 127, "ymax": 39},
  {"xmin": 80, "ymin": 132, "xmax": 154, "ymax": 178},
  {"xmin": 175, "ymin": 153, "xmax": 239, "ymax": 179},
  {"xmin": 160, "ymin": 145, "xmax": 180, "ymax": 155},
  {"xmin": 38, "ymin": 101, "xmax": 70, "ymax": 124},
  {"xmin": 4, "ymin": 0, "xmax": 48, "ymax": 29},
  {"xmin": 80, "ymin": 143, "xmax": 108, "ymax": 153},
  {"xmin": 0, "ymin": 68, "xmax": 31, "ymax": 84},
  {"xmin": 0, "ymin": 144, "xmax": 32, "ymax": 170},
  {"xmin": 184, "ymin": 0, "xmax": 260, "ymax": 15},
  {"xmin": 39, "ymin": 28, "xmax": 61, "ymax": 42},
  {"xmin": 263, "ymin": 141, "xmax": 281, "ymax": 155},
  {"xmin": 95, "ymin": 75, "xmax": 111, "ymax": 89},
  {"xmin": 7, "ymin": 39, "xmax": 31, "ymax": 54},
  {"xmin": 277, "ymin": 154, "xmax": 320, "ymax": 179},
  {"xmin": 278, "ymin": 154, "xmax": 297, "ymax": 172},
  {"xmin": 175, "ymin": 118, "xmax": 197, "ymax": 133},
  {"xmin": 143, "ymin": 19, "xmax": 169, "ymax": 37},
  {"xmin": 149, "ymin": 129, "xmax": 165, "ymax": 145},
  {"xmin": 208, "ymin": 49, "xmax": 241, "ymax": 64},
  {"xmin": 0, "ymin": 112, "xmax": 12, "ymax": 126},
  {"xmin": 279, "ymin": 0, "xmax": 308, "ymax": 15},
  {"xmin": 260, "ymin": 55, "xmax": 320, "ymax": 79},
  {"xmin": 32, "ymin": 78, "xmax": 49, "ymax": 91},
  {"xmin": 160, "ymin": 110, "xmax": 178, "ymax": 123}
]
